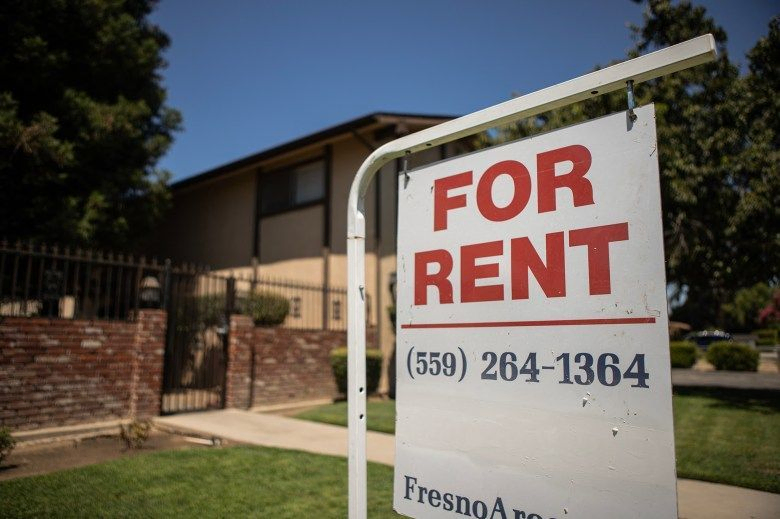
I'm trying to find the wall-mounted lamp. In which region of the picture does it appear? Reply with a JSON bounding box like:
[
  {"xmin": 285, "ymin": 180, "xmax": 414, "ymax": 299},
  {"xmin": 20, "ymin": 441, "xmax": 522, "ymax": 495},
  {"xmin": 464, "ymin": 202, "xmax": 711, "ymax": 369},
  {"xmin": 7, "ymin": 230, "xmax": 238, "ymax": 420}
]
[{"xmin": 139, "ymin": 276, "xmax": 161, "ymax": 308}]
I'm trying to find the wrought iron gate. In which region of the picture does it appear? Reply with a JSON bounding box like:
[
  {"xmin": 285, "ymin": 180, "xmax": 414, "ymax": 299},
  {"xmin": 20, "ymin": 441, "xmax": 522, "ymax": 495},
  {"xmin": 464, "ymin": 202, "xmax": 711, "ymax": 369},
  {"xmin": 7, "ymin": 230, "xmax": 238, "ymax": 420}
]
[{"xmin": 161, "ymin": 268, "xmax": 234, "ymax": 414}]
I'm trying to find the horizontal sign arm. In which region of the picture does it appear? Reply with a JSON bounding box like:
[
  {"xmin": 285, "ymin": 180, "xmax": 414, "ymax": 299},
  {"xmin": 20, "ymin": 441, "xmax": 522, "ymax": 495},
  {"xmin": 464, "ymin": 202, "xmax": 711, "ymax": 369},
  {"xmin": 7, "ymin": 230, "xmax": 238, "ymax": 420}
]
[{"xmin": 348, "ymin": 33, "xmax": 716, "ymax": 236}]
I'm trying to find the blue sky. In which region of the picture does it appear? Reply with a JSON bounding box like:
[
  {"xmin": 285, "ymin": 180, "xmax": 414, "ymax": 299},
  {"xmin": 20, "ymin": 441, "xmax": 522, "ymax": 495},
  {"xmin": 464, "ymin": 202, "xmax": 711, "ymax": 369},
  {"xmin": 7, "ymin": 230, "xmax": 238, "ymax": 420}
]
[{"xmin": 150, "ymin": 1, "xmax": 778, "ymax": 182}]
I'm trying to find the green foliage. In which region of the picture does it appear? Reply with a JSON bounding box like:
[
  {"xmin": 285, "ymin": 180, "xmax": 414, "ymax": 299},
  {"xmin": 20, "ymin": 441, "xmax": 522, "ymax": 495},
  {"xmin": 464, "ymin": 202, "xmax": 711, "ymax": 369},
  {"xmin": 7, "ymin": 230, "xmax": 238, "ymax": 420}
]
[
  {"xmin": 673, "ymin": 387, "xmax": 780, "ymax": 493},
  {"xmin": 0, "ymin": 426, "xmax": 16, "ymax": 464},
  {"xmin": 242, "ymin": 291, "xmax": 289, "ymax": 326},
  {"xmin": 721, "ymin": 283, "xmax": 774, "ymax": 332},
  {"xmin": 758, "ymin": 288, "xmax": 780, "ymax": 328},
  {"xmin": 0, "ymin": 0, "xmax": 181, "ymax": 249},
  {"xmin": 706, "ymin": 341, "xmax": 759, "ymax": 371},
  {"xmin": 294, "ymin": 401, "xmax": 397, "ymax": 435},
  {"xmin": 329, "ymin": 347, "xmax": 383, "ymax": 395},
  {"xmin": 477, "ymin": 1, "xmax": 779, "ymax": 329},
  {"xmin": 119, "ymin": 420, "xmax": 151, "ymax": 450},
  {"xmin": 193, "ymin": 293, "xmax": 228, "ymax": 328},
  {"xmin": 669, "ymin": 341, "xmax": 697, "ymax": 368},
  {"xmin": 754, "ymin": 328, "xmax": 778, "ymax": 347}
]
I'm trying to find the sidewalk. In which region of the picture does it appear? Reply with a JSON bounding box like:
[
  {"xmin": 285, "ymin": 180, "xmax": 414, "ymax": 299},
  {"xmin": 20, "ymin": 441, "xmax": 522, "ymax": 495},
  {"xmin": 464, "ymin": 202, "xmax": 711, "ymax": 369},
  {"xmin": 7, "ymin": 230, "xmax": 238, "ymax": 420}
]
[
  {"xmin": 157, "ymin": 408, "xmax": 394, "ymax": 465},
  {"xmin": 672, "ymin": 368, "xmax": 780, "ymax": 391},
  {"xmin": 156, "ymin": 409, "xmax": 780, "ymax": 519}
]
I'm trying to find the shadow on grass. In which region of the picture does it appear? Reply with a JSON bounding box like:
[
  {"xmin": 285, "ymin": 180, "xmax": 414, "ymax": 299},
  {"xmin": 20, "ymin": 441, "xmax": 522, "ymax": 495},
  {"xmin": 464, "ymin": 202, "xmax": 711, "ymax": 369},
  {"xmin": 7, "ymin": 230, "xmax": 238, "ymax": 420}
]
[{"xmin": 673, "ymin": 386, "xmax": 780, "ymax": 414}]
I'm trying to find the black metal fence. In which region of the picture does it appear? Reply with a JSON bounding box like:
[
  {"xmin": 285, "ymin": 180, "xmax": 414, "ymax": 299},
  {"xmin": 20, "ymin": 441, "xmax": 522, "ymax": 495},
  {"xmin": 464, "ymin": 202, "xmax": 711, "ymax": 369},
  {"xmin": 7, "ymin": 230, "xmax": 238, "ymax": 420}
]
[
  {"xmin": 0, "ymin": 240, "xmax": 357, "ymax": 331},
  {"xmin": 232, "ymin": 274, "xmax": 361, "ymax": 332},
  {"xmin": 162, "ymin": 270, "xmax": 231, "ymax": 414},
  {"xmin": 0, "ymin": 240, "xmax": 171, "ymax": 321}
]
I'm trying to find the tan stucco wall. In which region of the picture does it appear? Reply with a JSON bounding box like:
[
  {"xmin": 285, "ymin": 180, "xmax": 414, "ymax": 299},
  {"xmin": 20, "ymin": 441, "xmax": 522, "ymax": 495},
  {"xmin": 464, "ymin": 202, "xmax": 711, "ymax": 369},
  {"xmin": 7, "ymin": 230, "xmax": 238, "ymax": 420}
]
[
  {"xmin": 153, "ymin": 168, "xmax": 255, "ymax": 269},
  {"xmin": 329, "ymin": 138, "xmax": 377, "ymax": 255},
  {"xmin": 260, "ymin": 205, "xmax": 324, "ymax": 265},
  {"xmin": 155, "ymin": 125, "xmax": 468, "ymax": 395}
]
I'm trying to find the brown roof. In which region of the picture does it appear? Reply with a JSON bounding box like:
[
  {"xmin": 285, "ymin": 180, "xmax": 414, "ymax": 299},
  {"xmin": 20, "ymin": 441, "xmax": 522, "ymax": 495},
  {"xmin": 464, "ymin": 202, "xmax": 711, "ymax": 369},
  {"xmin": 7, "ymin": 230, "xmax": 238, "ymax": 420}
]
[{"xmin": 172, "ymin": 111, "xmax": 456, "ymax": 190}]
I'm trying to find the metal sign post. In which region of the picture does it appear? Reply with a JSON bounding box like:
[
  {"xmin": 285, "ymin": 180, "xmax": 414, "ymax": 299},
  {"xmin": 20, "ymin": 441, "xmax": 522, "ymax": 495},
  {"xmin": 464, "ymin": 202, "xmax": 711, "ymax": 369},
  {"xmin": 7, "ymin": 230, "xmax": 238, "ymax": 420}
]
[{"xmin": 346, "ymin": 34, "xmax": 716, "ymax": 519}]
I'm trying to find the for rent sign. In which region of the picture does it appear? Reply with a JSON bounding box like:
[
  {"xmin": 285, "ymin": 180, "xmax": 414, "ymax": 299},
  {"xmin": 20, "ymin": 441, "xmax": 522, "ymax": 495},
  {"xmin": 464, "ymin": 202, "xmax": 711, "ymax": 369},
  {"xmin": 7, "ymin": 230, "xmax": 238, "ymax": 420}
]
[{"xmin": 394, "ymin": 104, "xmax": 676, "ymax": 518}]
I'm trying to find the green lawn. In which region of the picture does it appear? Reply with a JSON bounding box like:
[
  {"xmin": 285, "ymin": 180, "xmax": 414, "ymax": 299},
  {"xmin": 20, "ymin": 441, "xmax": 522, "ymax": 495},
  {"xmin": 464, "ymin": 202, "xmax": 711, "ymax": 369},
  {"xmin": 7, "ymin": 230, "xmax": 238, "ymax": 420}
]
[
  {"xmin": 673, "ymin": 387, "xmax": 780, "ymax": 493},
  {"xmin": 0, "ymin": 446, "xmax": 400, "ymax": 518},
  {"xmin": 294, "ymin": 388, "xmax": 780, "ymax": 494},
  {"xmin": 2, "ymin": 389, "xmax": 776, "ymax": 517},
  {"xmin": 294, "ymin": 401, "xmax": 396, "ymax": 434}
]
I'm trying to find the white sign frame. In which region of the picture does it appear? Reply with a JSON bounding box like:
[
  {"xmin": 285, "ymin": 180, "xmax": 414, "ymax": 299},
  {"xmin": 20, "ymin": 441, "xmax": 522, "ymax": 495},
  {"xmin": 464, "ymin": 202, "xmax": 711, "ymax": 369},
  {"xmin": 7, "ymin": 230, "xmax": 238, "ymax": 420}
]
[{"xmin": 346, "ymin": 35, "xmax": 716, "ymax": 519}]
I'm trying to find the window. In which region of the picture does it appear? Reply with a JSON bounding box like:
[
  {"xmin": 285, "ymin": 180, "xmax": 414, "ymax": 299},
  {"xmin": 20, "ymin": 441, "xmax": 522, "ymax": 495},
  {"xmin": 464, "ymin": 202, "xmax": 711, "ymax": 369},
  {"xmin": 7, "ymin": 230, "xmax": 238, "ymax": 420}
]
[
  {"xmin": 332, "ymin": 300, "xmax": 341, "ymax": 321},
  {"xmin": 260, "ymin": 160, "xmax": 325, "ymax": 215}
]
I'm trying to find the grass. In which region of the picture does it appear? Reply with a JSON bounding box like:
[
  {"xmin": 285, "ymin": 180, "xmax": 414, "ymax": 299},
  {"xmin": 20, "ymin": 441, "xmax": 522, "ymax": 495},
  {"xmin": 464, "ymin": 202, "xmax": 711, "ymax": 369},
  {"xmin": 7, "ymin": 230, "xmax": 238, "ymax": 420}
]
[
  {"xmin": 673, "ymin": 387, "xmax": 780, "ymax": 493},
  {"xmin": 2, "ymin": 389, "xmax": 776, "ymax": 516},
  {"xmin": 294, "ymin": 401, "xmax": 396, "ymax": 434},
  {"xmin": 0, "ymin": 446, "xmax": 400, "ymax": 518},
  {"xmin": 294, "ymin": 389, "xmax": 780, "ymax": 494}
]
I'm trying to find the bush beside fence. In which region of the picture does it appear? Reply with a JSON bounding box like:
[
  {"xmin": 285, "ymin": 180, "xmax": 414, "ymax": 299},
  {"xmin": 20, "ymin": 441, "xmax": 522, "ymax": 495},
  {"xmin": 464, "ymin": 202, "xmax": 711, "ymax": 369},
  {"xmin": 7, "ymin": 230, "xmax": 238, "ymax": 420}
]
[
  {"xmin": 706, "ymin": 342, "xmax": 759, "ymax": 371},
  {"xmin": 670, "ymin": 341, "xmax": 698, "ymax": 368},
  {"xmin": 330, "ymin": 347, "xmax": 382, "ymax": 396}
]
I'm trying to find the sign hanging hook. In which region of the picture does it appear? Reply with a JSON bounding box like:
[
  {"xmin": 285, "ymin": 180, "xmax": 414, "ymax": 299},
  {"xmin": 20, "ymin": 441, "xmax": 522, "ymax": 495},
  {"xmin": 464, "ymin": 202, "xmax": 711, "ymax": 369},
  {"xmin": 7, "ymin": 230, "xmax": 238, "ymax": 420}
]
[
  {"xmin": 403, "ymin": 150, "xmax": 411, "ymax": 188},
  {"xmin": 626, "ymin": 80, "xmax": 637, "ymax": 122}
]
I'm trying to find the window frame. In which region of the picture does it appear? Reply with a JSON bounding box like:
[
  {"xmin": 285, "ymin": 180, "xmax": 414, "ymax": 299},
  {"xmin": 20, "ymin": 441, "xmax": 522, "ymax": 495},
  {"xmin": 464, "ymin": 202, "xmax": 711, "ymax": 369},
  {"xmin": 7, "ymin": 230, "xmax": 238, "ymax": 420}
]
[{"xmin": 258, "ymin": 156, "xmax": 326, "ymax": 218}]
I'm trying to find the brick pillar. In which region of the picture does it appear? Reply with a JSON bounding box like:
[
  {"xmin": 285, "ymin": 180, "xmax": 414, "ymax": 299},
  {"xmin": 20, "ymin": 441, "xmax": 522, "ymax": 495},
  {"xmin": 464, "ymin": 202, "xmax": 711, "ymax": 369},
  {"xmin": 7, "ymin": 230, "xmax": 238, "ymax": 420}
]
[
  {"xmin": 131, "ymin": 309, "xmax": 166, "ymax": 418},
  {"xmin": 225, "ymin": 314, "xmax": 253, "ymax": 409}
]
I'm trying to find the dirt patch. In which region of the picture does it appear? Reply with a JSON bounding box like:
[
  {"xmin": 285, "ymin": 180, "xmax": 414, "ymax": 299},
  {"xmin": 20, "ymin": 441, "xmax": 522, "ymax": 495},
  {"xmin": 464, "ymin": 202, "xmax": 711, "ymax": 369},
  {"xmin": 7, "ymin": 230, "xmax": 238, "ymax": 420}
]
[{"xmin": 0, "ymin": 429, "xmax": 218, "ymax": 481}]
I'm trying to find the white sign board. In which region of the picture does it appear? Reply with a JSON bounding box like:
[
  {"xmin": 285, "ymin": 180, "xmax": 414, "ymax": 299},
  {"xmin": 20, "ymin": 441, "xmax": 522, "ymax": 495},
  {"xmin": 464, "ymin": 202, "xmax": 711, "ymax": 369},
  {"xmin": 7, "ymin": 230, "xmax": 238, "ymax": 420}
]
[{"xmin": 394, "ymin": 104, "xmax": 676, "ymax": 518}]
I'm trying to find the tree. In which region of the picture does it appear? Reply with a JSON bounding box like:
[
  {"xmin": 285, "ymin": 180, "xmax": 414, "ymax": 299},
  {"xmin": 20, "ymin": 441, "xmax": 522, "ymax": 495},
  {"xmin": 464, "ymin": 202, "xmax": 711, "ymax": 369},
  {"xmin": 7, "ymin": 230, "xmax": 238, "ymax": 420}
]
[
  {"xmin": 0, "ymin": 0, "xmax": 181, "ymax": 250},
  {"xmin": 758, "ymin": 289, "xmax": 780, "ymax": 329},
  {"xmin": 721, "ymin": 282, "xmax": 773, "ymax": 332},
  {"xmin": 479, "ymin": 0, "xmax": 779, "ymax": 328}
]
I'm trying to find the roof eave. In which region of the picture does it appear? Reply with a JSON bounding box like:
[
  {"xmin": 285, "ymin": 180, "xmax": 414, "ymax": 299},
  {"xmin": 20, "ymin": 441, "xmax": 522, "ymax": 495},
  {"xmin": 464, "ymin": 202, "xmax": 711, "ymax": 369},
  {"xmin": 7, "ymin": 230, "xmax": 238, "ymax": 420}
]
[{"xmin": 171, "ymin": 111, "xmax": 457, "ymax": 191}]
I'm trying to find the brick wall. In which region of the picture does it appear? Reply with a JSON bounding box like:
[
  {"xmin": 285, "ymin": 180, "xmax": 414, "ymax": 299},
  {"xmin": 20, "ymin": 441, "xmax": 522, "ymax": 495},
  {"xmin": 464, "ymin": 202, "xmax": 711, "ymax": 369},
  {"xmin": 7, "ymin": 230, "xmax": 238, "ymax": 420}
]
[
  {"xmin": 130, "ymin": 310, "xmax": 166, "ymax": 418},
  {"xmin": 225, "ymin": 314, "xmax": 253, "ymax": 409},
  {"xmin": 224, "ymin": 322, "xmax": 367, "ymax": 408},
  {"xmin": 250, "ymin": 327, "xmax": 345, "ymax": 406},
  {"xmin": 0, "ymin": 310, "xmax": 165, "ymax": 432}
]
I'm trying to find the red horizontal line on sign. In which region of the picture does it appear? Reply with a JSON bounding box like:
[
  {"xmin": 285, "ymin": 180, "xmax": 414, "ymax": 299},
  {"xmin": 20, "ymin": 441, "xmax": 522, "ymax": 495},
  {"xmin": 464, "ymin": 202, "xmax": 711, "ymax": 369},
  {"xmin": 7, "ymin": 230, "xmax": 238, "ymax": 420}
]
[{"xmin": 400, "ymin": 317, "xmax": 656, "ymax": 329}]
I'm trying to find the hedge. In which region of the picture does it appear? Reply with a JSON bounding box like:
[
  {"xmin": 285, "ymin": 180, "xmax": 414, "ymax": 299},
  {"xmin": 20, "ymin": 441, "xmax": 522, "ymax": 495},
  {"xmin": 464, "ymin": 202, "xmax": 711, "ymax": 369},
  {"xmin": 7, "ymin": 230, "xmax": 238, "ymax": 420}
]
[
  {"xmin": 192, "ymin": 293, "xmax": 228, "ymax": 328},
  {"xmin": 330, "ymin": 347, "xmax": 383, "ymax": 395},
  {"xmin": 669, "ymin": 341, "xmax": 697, "ymax": 368},
  {"xmin": 242, "ymin": 291, "xmax": 290, "ymax": 326},
  {"xmin": 706, "ymin": 341, "xmax": 759, "ymax": 372},
  {"xmin": 754, "ymin": 328, "xmax": 778, "ymax": 347}
]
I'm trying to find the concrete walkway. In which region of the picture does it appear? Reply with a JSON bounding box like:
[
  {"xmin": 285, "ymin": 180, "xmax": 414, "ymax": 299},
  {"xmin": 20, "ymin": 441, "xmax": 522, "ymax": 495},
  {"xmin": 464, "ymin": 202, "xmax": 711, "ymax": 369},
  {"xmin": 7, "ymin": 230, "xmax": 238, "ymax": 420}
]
[
  {"xmin": 156, "ymin": 409, "xmax": 780, "ymax": 519},
  {"xmin": 672, "ymin": 368, "xmax": 780, "ymax": 391},
  {"xmin": 156, "ymin": 408, "xmax": 395, "ymax": 465}
]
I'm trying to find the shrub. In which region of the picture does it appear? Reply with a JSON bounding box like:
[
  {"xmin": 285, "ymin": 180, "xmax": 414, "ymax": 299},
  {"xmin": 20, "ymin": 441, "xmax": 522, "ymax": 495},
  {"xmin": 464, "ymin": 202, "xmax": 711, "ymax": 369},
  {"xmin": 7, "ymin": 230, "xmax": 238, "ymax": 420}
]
[
  {"xmin": 706, "ymin": 341, "xmax": 759, "ymax": 371},
  {"xmin": 242, "ymin": 291, "xmax": 289, "ymax": 326},
  {"xmin": 330, "ymin": 347, "xmax": 383, "ymax": 395},
  {"xmin": 754, "ymin": 328, "xmax": 778, "ymax": 347},
  {"xmin": 669, "ymin": 341, "xmax": 697, "ymax": 368},
  {"xmin": 0, "ymin": 427, "xmax": 16, "ymax": 464},
  {"xmin": 119, "ymin": 420, "xmax": 151, "ymax": 450},
  {"xmin": 195, "ymin": 293, "xmax": 228, "ymax": 327}
]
